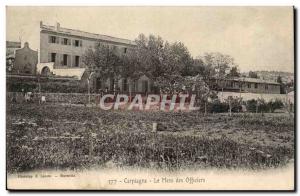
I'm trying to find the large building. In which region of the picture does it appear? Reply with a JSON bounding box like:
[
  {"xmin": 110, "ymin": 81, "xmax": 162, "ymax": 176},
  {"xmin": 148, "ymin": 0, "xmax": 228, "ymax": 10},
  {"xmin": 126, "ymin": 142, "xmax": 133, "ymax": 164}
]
[
  {"xmin": 6, "ymin": 41, "xmax": 21, "ymax": 72},
  {"xmin": 211, "ymin": 77, "xmax": 281, "ymax": 94},
  {"xmin": 39, "ymin": 21, "xmax": 136, "ymax": 68},
  {"xmin": 38, "ymin": 21, "xmax": 153, "ymax": 93}
]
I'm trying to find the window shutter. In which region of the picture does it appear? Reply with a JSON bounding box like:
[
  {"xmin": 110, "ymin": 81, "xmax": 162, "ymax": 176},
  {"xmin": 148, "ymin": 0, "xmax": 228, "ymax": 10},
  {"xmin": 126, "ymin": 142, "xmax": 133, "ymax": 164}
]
[
  {"xmin": 59, "ymin": 54, "xmax": 63, "ymax": 66},
  {"xmin": 68, "ymin": 39, "xmax": 71, "ymax": 45},
  {"xmin": 61, "ymin": 38, "xmax": 64, "ymax": 44},
  {"xmin": 48, "ymin": 36, "xmax": 51, "ymax": 43},
  {"xmin": 55, "ymin": 53, "xmax": 58, "ymax": 65},
  {"xmin": 72, "ymin": 40, "xmax": 75, "ymax": 46},
  {"xmin": 56, "ymin": 37, "xmax": 59, "ymax": 44},
  {"xmin": 75, "ymin": 56, "xmax": 78, "ymax": 67},
  {"xmin": 80, "ymin": 40, "xmax": 82, "ymax": 47},
  {"xmin": 48, "ymin": 53, "xmax": 51, "ymax": 62},
  {"xmin": 71, "ymin": 55, "xmax": 74, "ymax": 67},
  {"xmin": 68, "ymin": 55, "xmax": 71, "ymax": 66}
]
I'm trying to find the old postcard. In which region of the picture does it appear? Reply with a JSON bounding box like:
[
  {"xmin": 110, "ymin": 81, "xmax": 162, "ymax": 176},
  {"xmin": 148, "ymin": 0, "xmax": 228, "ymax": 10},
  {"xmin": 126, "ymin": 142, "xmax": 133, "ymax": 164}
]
[{"xmin": 6, "ymin": 6, "xmax": 295, "ymax": 191}]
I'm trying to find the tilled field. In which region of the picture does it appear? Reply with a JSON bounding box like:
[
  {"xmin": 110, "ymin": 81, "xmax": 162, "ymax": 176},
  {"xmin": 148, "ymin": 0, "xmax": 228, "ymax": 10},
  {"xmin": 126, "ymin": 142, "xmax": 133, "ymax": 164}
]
[{"xmin": 6, "ymin": 103, "xmax": 294, "ymax": 173}]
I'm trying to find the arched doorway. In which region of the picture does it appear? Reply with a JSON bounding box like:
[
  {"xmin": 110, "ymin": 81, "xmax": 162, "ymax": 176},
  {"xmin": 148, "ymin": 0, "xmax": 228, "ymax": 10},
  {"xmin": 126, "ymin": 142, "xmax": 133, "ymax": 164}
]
[{"xmin": 41, "ymin": 66, "xmax": 51, "ymax": 76}]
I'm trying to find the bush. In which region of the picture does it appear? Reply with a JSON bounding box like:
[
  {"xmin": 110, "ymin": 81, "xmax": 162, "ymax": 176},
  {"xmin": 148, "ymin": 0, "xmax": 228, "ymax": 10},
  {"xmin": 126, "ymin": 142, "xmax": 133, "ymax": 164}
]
[
  {"xmin": 268, "ymin": 99, "xmax": 284, "ymax": 112},
  {"xmin": 246, "ymin": 99, "xmax": 284, "ymax": 113},
  {"xmin": 208, "ymin": 100, "xmax": 229, "ymax": 113},
  {"xmin": 246, "ymin": 99, "xmax": 258, "ymax": 113},
  {"xmin": 207, "ymin": 98, "xmax": 284, "ymax": 114},
  {"xmin": 207, "ymin": 96, "xmax": 242, "ymax": 113}
]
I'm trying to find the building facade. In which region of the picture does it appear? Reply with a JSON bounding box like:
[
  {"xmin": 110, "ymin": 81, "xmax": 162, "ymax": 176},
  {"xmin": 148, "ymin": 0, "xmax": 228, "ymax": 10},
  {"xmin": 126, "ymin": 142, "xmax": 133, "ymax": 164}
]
[
  {"xmin": 14, "ymin": 42, "xmax": 38, "ymax": 75},
  {"xmin": 39, "ymin": 21, "xmax": 136, "ymax": 68},
  {"xmin": 6, "ymin": 41, "xmax": 21, "ymax": 72},
  {"xmin": 38, "ymin": 21, "xmax": 152, "ymax": 93},
  {"xmin": 211, "ymin": 77, "xmax": 281, "ymax": 94}
]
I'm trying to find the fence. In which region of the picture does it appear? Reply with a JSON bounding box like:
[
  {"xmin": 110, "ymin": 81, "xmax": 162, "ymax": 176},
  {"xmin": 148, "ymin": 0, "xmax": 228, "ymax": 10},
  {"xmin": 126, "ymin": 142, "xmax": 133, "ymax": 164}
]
[
  {"xmin": 7, "ymin": 91, "xmax": 295, "ymax": 110},
  {"xmin": 7, "ymin": 92, "xmax": 98, "ymax": 104},
  {"xmin": 7, "ymin": 92, "xmax": 190, "ymax": 105}
]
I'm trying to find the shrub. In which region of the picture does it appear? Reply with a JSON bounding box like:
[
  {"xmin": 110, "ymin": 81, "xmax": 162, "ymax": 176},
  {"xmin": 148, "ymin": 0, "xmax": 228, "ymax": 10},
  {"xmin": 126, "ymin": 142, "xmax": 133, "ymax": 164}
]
[
  {"xmin": 268, "ymin": 99, "xmax": 284, "ymax": 112},
  {"xmin": 207, "ymin": 96, "xmax": 242, "ymax": 113},
  {"xmin": 208, "ymin": 100, "xmax": 229, "ymax": 113},
  {"xmin": 246, "ymin": 99, "xmax": 258, "ymax": 113},
  {"xmin": 246, "ymin": 99, "xmax": 284, "ymax": 113}
]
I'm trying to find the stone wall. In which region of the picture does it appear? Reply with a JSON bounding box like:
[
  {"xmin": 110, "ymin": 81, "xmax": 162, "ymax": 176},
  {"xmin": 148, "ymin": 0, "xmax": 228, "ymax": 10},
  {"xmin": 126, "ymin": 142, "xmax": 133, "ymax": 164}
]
[{"xmin": 7, "ymin": 92, "xmax": 101, "ymax": 104}]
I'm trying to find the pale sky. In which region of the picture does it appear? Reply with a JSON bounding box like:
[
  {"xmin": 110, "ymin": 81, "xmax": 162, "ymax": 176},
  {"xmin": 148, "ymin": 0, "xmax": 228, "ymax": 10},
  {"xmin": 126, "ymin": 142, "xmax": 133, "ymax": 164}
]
[{"xmin": 6, "ymin": 6, "xmax": 294, "ymax": 72}]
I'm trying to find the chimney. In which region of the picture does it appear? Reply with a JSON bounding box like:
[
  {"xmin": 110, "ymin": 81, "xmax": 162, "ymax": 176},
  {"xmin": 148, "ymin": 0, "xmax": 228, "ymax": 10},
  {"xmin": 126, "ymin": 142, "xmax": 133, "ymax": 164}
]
[{"xmin": 56, "ymin": 22, "xmax": 60, "ymax": 31}]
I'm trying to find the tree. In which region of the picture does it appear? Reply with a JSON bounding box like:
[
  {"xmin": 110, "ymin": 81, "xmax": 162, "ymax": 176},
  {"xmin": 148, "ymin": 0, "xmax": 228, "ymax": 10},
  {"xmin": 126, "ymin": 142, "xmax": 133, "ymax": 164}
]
[
  {"xmin": 268, "ymin": 99, "xmax": 284, "ymax": 113},
  {"xmin": 120, "ymin": 48, "xmax": 145, "ymax": 99},
  {"xmin": 166, "ymin": 42, "xmax": 194, "ymax": 76},
  {"xmin": 202, "ymin": 52, "xmax": 235, "ymax": 78},
  {"xmin": 225, "ymin": 96, "xmax": 242, "ymax": 116},
  {"xmin": 134, "ymin": 34, "xmax": 165, "ymax": 79},
  {"xmin": 276, "ymin": 75, "xmax": 286, "ymax": 94},
  {"xmin": 132, "ymin": 34, "xmax": 195, "ymax": 94},
  {"xmin": 249, "ymin": 71, "xmax": 259, "ymax": 78},
  {"xmin": 192, "ymin": 58, "xmax": 215, "ymax": 82},
  {"xmin": 199, "ymin": 52, "xmax": 237, "ymax": 92},
  {"xmin": 227, "ymin": 66, "xmax": 240, "ymax": 78},
  {"xmin": 82, "ymin": 43, "xmax": 122, "ymax": 92}
]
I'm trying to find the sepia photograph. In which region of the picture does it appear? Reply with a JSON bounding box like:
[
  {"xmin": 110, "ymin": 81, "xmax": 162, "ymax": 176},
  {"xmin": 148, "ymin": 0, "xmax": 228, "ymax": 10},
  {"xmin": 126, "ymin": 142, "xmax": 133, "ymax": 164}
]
[{"xmin": 5, "ymin": 6, "xmax": 295, "ymax": 191}]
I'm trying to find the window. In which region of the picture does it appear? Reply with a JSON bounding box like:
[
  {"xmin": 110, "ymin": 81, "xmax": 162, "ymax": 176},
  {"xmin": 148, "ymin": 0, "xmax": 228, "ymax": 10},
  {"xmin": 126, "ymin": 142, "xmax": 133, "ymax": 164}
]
[
  {"xmin": 265, "ymin": 85, "xmax": 268, "ymax": 90},
  {"xmin": 74, "ymin": 40, "xmax": 82, "ymax": 47},
  {"xmin": 51, "ymin": 53, "xmax": 56, "ymax": 62},
  {"xmin": 239, "ymin": 82, "xmax": 243, "ymax": 88},
  {"xmin": 63, "ymin": 38, "xmax": 69, "ymax": 45},
  {"xmin": 63, "ymin": 54, "xmax": 68, "ymax": 66},
  {"xmin": 247, "ymin": 83, "xmax": 251, "ymax": 88},
  {"xmin": 124, "ymin": 47, "xmax": 127, "ymax": 53},
  {"xmin": 230, "ymin": 81, "xmax": 234, "ymax": 88},
  {"xmin": 75, "ymin": 56, "xmax": 80, "ymax": 67},
  {"xmin": 49, "ymin": 36, "xmax": 57, "ymax": 43},
  {"xmin": 254, "ymin": 83, "xmax": 258, "ymax": 89}
]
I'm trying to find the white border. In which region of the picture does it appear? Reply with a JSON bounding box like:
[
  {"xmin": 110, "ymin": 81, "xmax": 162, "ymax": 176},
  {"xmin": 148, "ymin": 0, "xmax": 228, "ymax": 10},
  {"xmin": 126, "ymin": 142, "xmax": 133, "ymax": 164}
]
[{"xmin": 1, "ymin": 1, "xmax": 298, "ymax": 195}]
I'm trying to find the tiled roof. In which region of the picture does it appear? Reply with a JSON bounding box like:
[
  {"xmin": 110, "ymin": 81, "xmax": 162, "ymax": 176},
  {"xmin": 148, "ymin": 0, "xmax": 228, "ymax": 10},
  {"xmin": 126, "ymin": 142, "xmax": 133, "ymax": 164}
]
[
  {"xmin": 231, "ymin": 77, "xmax": 279, "ymax": 85},
  {"xmin": 211, "ymin": 77, "xmax": 279, "ymax": 85},
  {"xmin": 40, "ymin": 22, "xmax": 136, "ymax": 46},
  {"xmin": 7, "ymin": 41, "xmax": 21, "ymax": 48}
]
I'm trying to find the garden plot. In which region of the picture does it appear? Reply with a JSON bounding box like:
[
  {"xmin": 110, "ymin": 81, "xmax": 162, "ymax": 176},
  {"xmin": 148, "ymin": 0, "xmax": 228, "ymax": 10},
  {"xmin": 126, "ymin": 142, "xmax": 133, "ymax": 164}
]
[{"xmin": 6, "ymin": 103, "xmax": 294, "ymax": 173}]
